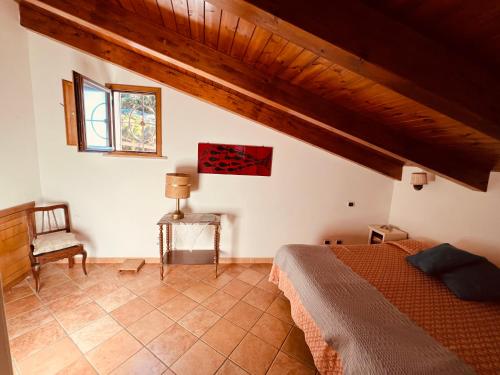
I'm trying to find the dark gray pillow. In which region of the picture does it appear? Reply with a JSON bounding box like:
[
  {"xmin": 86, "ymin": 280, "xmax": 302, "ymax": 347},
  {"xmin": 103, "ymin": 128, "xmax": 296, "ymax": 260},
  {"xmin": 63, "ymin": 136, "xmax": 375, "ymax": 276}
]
[
  {"xmin": 440, "ymin": 261, "xmax": 500, "ymax": 301},
  {"xmin": 406, "ymin": 243, "xmax": 485, "ymax": 275}
]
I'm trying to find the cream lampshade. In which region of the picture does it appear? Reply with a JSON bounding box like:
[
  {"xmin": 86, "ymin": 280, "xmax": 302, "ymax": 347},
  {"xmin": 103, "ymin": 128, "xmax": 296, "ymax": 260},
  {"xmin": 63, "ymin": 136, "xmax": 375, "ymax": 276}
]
[
  {"xmin": 165, "ymin": 173, "xmax": 191, "ymax": 219},
  {"xmin": 410, "ymin": 172, "xmax": 428, "ymax": 191}
]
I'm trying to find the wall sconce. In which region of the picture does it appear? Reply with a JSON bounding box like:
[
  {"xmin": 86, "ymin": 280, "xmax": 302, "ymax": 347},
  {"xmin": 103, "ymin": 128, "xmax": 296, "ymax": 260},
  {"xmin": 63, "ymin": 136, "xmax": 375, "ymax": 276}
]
[{"xmin": 411, "ymin": 172, "xmax": 428, "ymax": 191}]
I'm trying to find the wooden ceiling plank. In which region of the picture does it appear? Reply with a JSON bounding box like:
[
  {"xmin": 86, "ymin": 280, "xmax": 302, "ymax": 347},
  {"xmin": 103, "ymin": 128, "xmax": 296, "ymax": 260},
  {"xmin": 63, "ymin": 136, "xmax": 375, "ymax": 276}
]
[
  {"xmin": 242, "ymin": 26, "xmax": 271, "ymax": 65},
  {"xmin": 254, "ymin": 33, "xmax": 287, "ymax": 70},
  {"xmin": 217, "ymin": 10, "xmax": 239, "ymax": 54},
  {"xmin": 265, "ymin": 41, "xmax": 303, "ymax": 77},
  {"xmin": 203, "ymin": 1, "xmax": 221, "ymax": 49},
  {"xmin": 171, "ymin": 0, "xmax": 190, "ymax": 36},
  {"xmin": 229, "ymin": 17, "xmax": 255, "ymax": 60},
  {"xmin": 141, "ymin": 0, "xmax": 164, "ymax": 24},
  {"xmin": 187, "ymin": 0, "xmax": 204, "ymax": 43},
  {"xmin": 291, "ymin": 57, "xmax": 332, "ymax": 86},
  {"xmin": 277, "ymin": 49, "xmax": 317, "ymax": 82},
  {"xmin": 207, "ymin": 0, "xmax": 500, "ymax": 141},
  {"xmin": 20, "ymin": 0, "xmax": 491, "ymax": 190},
  {"xmin": 156, "ymin": 0, "xmax": 177, "ymax": 30},
  {"xmin": 18, "ymin": 2, "xmax": 404, "ymax": 180}
]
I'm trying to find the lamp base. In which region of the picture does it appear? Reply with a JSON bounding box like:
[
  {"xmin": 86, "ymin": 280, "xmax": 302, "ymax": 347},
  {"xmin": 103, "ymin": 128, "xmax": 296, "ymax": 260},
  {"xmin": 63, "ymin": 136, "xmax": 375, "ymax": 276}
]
[{"xmin": 171, "ymin": 210, "xmax": 184, "ymax": 220}]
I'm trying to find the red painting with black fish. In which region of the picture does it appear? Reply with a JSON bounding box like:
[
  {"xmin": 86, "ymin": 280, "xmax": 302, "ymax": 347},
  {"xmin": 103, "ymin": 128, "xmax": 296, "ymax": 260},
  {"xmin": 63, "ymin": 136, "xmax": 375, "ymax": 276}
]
[{"xmin": 197, "ymin": 143, "xmax": 273, "ymax": 176}]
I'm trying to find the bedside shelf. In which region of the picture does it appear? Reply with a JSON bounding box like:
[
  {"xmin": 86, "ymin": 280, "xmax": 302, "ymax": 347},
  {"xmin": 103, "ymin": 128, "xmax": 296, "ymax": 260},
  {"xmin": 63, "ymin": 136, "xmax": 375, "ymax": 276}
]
[{"xmin": 368, "ymin": 225, "xmax": 408, "ymax": 244}]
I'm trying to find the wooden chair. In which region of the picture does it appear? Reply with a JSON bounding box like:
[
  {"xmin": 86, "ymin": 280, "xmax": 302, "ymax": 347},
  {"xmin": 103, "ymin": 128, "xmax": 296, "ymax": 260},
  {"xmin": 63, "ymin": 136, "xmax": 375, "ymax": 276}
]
[{"xmin": 27, "ymin": 204, "xmax": 87, "ymax": 292}]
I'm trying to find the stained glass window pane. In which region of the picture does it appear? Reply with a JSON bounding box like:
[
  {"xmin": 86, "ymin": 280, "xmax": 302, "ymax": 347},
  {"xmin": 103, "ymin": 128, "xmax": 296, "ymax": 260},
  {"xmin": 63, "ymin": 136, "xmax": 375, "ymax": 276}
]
[{"xmin": 114, "ymin": 91, "xmax": 157, "ymax": 153}]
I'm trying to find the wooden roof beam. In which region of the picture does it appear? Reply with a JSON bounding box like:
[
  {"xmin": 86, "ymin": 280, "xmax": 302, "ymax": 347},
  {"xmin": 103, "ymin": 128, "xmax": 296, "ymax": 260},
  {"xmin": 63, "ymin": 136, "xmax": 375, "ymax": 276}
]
[
  {"xmin": 208, "ymin": 0, "xmax": 500, "ymax": 141},
  {"xmin": 20, "ymin": 0, "xmax": 491, "ymax": 190},
  {"xmin": 18, "ymin": 2, "xmax": 403, "ymax": 179}
]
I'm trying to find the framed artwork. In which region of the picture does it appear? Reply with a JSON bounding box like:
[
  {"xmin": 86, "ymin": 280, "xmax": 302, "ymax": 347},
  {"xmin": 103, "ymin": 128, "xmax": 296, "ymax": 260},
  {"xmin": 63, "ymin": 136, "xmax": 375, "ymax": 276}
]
[{"xmin": 198, "ymin": 143, "xmax": 273, "ymax": 176}]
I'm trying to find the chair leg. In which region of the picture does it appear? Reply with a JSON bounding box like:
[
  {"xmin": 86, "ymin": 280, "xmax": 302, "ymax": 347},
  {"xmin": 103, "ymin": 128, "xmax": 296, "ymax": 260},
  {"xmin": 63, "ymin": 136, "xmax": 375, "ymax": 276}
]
[
  {"xmin": 68, "ymin": 256, "xmax": 75, "ymax": 268},
  {"xmin": 32, "ymin": 263, "xmax": 41, "ymax": 293},
  {"xmin": 81, "ymin": 248, "xmax": 88, "ymax": 276}
]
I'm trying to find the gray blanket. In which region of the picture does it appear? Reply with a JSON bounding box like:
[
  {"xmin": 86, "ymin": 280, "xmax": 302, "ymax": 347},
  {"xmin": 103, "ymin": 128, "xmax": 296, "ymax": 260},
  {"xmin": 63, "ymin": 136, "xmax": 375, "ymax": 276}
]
[{"xmin": 274, "ymin": 244, "xmax": 474, "ymax": 375}]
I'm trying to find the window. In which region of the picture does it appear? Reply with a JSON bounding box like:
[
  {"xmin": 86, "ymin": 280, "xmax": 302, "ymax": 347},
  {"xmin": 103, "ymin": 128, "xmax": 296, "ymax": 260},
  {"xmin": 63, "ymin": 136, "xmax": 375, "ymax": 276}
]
[
  {"xmin": 109, "ymin": 84, "xmax": 161, "ymax": 156},
  {"xmin": 73, "ymin": 72, "xmax": 162, "ymax": 157},
  {"xmin": 73, "ymin": 72, "xmax": 113, "ymax": 152}
]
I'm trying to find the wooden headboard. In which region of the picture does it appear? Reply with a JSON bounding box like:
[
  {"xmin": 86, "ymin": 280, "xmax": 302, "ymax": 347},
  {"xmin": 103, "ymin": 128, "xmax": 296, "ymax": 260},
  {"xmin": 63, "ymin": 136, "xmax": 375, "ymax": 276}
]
[{"xmin": 0, "ymin": 201, "xmax": 35, "ymax": 288}]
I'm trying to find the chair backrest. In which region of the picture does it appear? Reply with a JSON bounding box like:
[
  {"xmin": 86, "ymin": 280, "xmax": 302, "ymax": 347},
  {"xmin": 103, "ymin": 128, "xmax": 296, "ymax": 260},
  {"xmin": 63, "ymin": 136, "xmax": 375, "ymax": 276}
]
[{"xmin": 27, "ymin": 204, "xmax": 71, "ymax": 242}]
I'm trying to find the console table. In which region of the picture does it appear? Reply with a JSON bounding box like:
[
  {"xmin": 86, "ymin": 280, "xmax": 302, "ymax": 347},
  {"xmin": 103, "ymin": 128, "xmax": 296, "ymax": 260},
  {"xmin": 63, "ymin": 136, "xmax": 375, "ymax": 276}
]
[{"xmin": 157, "ymin": 213, "xmax": 221, "ymax": 280}]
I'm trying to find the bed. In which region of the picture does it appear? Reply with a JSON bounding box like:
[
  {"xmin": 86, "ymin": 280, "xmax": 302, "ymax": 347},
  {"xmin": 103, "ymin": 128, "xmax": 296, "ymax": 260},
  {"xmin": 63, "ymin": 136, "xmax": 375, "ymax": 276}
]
[{"xmin": 269, "ymin": 240, "xmax": 500, "ymax": 374}]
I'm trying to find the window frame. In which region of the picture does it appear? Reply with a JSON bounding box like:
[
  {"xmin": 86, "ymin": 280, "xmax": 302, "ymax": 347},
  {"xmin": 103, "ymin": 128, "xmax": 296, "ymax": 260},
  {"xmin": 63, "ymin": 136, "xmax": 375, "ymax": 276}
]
[
  {"xmin": 106, "ymin": 84, "xmax": 162, "ymax": 158},
  {"xmin": 73, "ymin": 71, "xmax": 114, "ymax": 152}
]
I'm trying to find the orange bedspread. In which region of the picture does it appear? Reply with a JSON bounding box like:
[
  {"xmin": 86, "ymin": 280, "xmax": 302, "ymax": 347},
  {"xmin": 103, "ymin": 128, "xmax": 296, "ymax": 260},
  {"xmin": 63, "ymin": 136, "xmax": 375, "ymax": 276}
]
[{"xmin": 270, "ymin": 240, "xmax": 500, "ymax": 374}]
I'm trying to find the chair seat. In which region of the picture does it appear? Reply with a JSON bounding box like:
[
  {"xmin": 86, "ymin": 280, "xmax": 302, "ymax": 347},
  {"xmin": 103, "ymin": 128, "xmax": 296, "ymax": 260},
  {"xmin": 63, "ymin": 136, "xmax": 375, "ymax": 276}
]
[{"xmin": 33, "ymin": 232, "xmax": 80, "ymax": 256}]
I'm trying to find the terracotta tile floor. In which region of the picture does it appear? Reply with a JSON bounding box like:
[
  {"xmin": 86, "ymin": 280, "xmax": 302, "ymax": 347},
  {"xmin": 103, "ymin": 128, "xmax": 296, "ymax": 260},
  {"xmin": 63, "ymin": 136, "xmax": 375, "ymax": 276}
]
[{"xmin": 4, "ymin": 263, "xmax": 319, "ymax": 375}]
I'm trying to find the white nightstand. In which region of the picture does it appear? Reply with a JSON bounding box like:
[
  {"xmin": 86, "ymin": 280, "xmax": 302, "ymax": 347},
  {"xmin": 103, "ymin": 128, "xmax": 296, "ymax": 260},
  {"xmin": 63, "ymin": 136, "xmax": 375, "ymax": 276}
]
[{"xmin": 368, "ymin": 225, "xmax": 408, "ymax": 244}]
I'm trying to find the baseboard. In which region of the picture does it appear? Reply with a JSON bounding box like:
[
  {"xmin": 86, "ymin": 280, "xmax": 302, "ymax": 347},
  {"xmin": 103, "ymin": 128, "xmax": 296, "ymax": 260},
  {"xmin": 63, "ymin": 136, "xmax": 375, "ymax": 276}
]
[{"xmin": 59, "ymin": 256, "xmax": 274, "ymax": 264}]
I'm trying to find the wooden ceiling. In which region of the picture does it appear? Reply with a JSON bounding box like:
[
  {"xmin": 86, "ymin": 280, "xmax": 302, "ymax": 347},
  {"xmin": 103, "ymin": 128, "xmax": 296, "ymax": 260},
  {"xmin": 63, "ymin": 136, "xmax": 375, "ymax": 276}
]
[{"xmin": 17, "ymin": 0, "xmax": 500, "ymax": 191}]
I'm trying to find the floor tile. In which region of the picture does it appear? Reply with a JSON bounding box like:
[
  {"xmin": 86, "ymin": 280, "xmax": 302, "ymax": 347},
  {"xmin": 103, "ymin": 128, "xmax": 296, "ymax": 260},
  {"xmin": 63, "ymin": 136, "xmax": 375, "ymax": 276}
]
[
  {"xmin": 5, "ymin": 294, "xmax": 43, "ymax": 318},
  {"xmin": 230, "ymin": 333, "xmax": 278, "ymax": 375},
  {"xmin": 202, "ymin": 290, "xmax": 238, "ymax": 316},
  {"xmin": 221, "ymin": 265, "xmax": 247, "ymax": 278},
  {"xmin": 202, "ymin": 318, "xmax": 246, "ymax": 356},
  {"xmin": 164, "ymin": 272, "xmax": 197, "ymax": 292},
  {"xmin": 224, "ymin": 301, "xmax": 263, "ymax": 331},
  {"xmin": 111, "ymin": 297, "xmax": 154, "ymax": 327},
  {"xmin": 110, "ymin": 348, "xmax": 166, "ymax": 375},
  {"xmin": 267, "ymin": 351, "xmax": 315, "ymax": 375},
  {"xmin": 222, "ymin": 279, "xmax": 253, "ymax": 299},
  {"xmin": 178, "ymin": 305, "xmax": 220, "ymax": 337},
  {"xmin": 248, "ymin": 264, "xmax": 272, "ymax": 275},
  {"xmin": 158, "ymin": 294, "xmax": 198, "ymax": 321},
  {"xmin": 125, "ymin": 275, "xmax": 163, "ymax": 295},
  {"xmin": 250, "ymin": 313, "xmax": 291, "ymax": 348},
  {"xmin": 57, "ymin": 301, "xmax": 106, "ymax": 334},
  {"xmin": 10, "ymin": 320, "xmax": 66, "ymax": 361},
  {"xmin": 255, "ymin": 278, "xmax": 280, "ymax": 296},
  {"xmin": 83, "ymin": 279, "xmax": 121, "ymax": 299},
  {"xmin": 242, "ymin": 288, "xmax": 275, "ymax": 311},
  {"xmin": 171, "ymin": 340, "xmax": 225, "ymax": 375},
  {"xmin": 182, "ymin": 281, "xmax": 217, "ymax": 303},
  {"xmin": 203, "ymin": 272, "xmax": 234, "ymax": 289},
  {"xmin": 216, "ymin": 360, "xmax": 249, "ymax": 375},
  {"xmin": 7, "ymin": 306, "xmax": 54, "ymax": 339},
  {"xmin": 4, "ymin": 281, "xmax": 33, "ymax": 304},
  {"xmin": 55, "ymin": 357, "xmax": 97, "ymax": 374},
  {"xmin": 147, "ymin": 324, "xmax": 197, "ymax": 366},
  {"xmin": 185, "ymin": 265, "xmax": 215, "ymax": 280},
  {"xmin": 95, "ymin": 287, "xmax": 136, "ymax": 312},
  {"xmin": 17, "ymin": 337, "xmax": 82, "ymax": 375},
  {"xmin": 128, "ymin": 310, "xmax": 174, "ymax": 344},
  {"xmin": 236, "ymin": 269, "xmax": 264, "ymax": 286},
  {"xmin": 141, "ymin": 285, "xmax": 179, "ymax": 307},
  {"xmin": 70, "ymin": 315, "xmax": 123, "ymax": 353},
  {"xmin": 47, "ymin": 289, "xmax": 91, "ymax": 315},
  {"xmin": 281, "ymin": 327, "xmax": 315, "ymax": 368},
  {"xmin": 266, "ymin": 296, "xmax": 294, "ymax": 324},
  {"xmin": 38, "ymin": 281, "xmax": 80, "ymax": 304},
  {"xmin": 140, "ymin": 264, "xmax": 161, "ymax": 275},
  {"xmin": 31, "ymin": 272, "xmax": 71, "ymax": 290},
  {"xmin": 86, "ymin": 330, "xmax": 142, "ymax": 374}
]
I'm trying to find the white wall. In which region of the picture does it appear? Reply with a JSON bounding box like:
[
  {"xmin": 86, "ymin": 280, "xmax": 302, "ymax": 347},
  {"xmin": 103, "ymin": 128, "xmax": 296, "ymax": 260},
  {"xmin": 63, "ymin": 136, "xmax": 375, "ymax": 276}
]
[
  {"xmin": 389, "ymin": 167, "xmax": 500, "ymax": 265},
  {"xmin": 0, "ymin": 1, "xmax": 41, "ymax": 209},
  {"xmin": 26, "ymin": 32, "xmax": 394, "ymax": 259}
]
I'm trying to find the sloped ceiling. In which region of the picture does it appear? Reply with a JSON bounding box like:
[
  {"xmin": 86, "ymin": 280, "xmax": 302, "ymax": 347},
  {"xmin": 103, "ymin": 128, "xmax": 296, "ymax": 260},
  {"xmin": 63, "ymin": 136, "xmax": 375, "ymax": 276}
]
[{"xmin": 17, "ymin": 0, "xmax": 500, "ymax": 191}]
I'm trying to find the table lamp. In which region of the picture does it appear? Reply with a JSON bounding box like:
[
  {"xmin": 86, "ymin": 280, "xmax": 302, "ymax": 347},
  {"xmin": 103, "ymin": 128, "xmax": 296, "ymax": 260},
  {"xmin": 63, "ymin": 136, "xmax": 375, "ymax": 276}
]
[{"xmin": 165, "ymin": 173, "xmax": 191, "ymax": 220}]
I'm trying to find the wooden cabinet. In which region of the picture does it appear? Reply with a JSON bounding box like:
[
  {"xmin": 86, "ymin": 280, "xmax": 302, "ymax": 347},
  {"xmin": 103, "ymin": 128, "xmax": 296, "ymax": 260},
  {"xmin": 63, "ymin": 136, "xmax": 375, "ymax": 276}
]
[{"xmin": 368, "ymin": 225, "xmax": 407, "ymax": 244}]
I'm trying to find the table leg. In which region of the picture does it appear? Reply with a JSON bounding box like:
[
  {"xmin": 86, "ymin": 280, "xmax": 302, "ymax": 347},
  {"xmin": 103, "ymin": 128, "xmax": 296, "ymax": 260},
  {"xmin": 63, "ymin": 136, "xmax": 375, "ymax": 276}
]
[
  {"xmin": 214, "ymin": 224, "xmax": 220, "ymax": 278},
  {"xmin": 167, "ymin": 223, "xmax": 172, "ymax": 275},
  {"xmin": 159, "ymin": 225, "xmax": 164, "ymax": 280}
]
